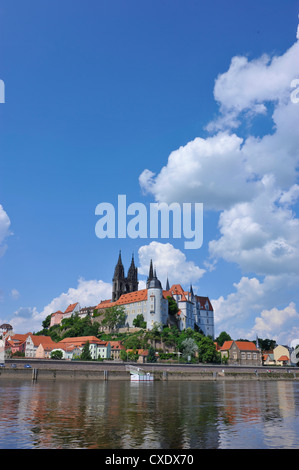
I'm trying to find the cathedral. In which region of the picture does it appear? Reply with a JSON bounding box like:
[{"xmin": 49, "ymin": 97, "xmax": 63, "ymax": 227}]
[
  {"xmin": 112, "ymin": 251, "xmax": 138, "ymax": 301},
  {"xmin": 96, "ymin": 252, "xmax": 215, "ymax": 337}
]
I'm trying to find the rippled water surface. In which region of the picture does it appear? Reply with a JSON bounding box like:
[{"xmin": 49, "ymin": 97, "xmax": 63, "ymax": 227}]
[{"xmin": 0, "ymin": 379, "xmax": 299, "ymax": 449}]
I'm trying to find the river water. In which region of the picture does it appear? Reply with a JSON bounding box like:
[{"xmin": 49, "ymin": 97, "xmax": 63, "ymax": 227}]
[{"xmin": 0, "ymin": 379, "xmax": 299, "ymax": 449}]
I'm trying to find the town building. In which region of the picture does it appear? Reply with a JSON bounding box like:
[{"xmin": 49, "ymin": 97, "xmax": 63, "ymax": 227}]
[
  {"xmin": 5, "ymin": 333, "xmax": 28, "ymax": 355},
  {"xmin": 53, "ymin": 336, "xmax": 111, "ymax": 360},
  {"xmin": 109, "ymin": 341, "xmax": 126, "ymax": 360},
  {"xmin": 273, "ymin": 345, "xmax": 291, "ymax": 366},
  {"xmin": 5, "ymin": 333, "xmax": 57, "ymax": 359},
  {"xmin": 0, "ymin": 323, "xmax": 13, "ymax": 338},
  {"xmin": 50, "ymin": 303, "xmax": 81, "ymax": 328},
  {"xmin": 220, "ymin": 340, "xmax": 262, "ymax": 366}
]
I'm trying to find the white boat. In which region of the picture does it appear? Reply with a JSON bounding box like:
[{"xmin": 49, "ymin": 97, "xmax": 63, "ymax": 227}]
[{"xmin": 126, "ymin": 365, "xmax": 154, "ymax": 381}]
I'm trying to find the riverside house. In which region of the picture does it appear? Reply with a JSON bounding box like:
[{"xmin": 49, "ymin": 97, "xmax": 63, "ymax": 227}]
[
  {"xmin": 6, "ymin": 333, "xmax": 57, "ymax": 358},
  {"xmin": 52, "ymin": 336, "xmax": 111, "ymax": 360},
  {"xmin": 220, "ymin": 340, "xmax": 262, "ymax": 366}
]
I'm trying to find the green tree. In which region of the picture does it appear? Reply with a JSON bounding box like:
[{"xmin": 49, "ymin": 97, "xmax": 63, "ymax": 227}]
[
  {"xmin": 256, "ymin": 338, "xmax": 277, "ymax": 351},
  {"xmin": 215, "ymin": 331, "xmax": 232, "ymax": 347},
  {"xmin": 181, "ymin": 338, "xmax": 198, "ymax": 361},
  {"xmin": 124, "ymin": 334, "xmax": 142, "ymax": 350},
  {"xmin": 80, "ymin": 341, "xmax": 92, "ymax": 360},
  {"xmin": 197, "ymin": 336, "xmax": 220, "ymax": 363},
  {"xmin": 50, "ymin": 350, "xmax": 63, "ymax": 360},
  {"xmin": 147, "ymin": 346, "xmax": 157, "ymax": 363},
  {"xmin": 133, "ymin": 314, "xmax": 147, "ymax": 329},
  {"xmin": 167, "ymin": 296, "xmax": 179, "ymax": 316},
  {"xmin": 120, "ymin": 349, "xmax": 128, "ymax": 362},
  {"xmin": 42, "ymin": 314, "xmax": 52, "ymax": 329},
  {"xmin": 101, "ymin": 306, "xmax": 126, "ymax": 332},
  {"xmin": 127, "ymin": 350, "xmax": 138, "ymax": 362}
]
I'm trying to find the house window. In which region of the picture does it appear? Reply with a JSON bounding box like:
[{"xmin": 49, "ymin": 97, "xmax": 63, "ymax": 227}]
[
  {"xmin": 247, "ymin": 353, "xmax": 251, "ymax": 360},
  {"xmin": 253, "ymin": 353, "xmax": 257, "ymax": 359},
  {"xmin": 241, "ymin": 352, "xmax": 246, "ymax": 360}
]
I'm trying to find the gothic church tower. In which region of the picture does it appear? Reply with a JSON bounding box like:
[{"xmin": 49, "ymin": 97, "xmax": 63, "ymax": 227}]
[{"xmin": 112, "ymin": 252, "xmax": 138, "ymax": 302}]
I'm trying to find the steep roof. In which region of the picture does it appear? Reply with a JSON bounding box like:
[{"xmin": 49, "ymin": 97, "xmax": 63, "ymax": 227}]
[
  {"xmin": 8, "ymin": 333, "xmax": 31, "ymax": 345},
  {"xmin": 64, "ymin": 303, "xmax": 79, "ymax": 314},
  {"xmin": 195, "ymin": 296, "xmax": 214, "ymax": 311},
  {"xmin": 166, "ymin": 284, "xmax": 188, "ymax": 301},
  {"xmin": 29, "ymin": 335, "xmax": 57, "ymax": 348},
  {"xmin": 221, "ymin": 340, "xmax": 258, "ymax": 351}
]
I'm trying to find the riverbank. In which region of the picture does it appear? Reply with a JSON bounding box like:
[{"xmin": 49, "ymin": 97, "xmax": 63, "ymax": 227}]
[{"xmin": 0, "ymin": 359, "xmax": 298, "ymax": 381}]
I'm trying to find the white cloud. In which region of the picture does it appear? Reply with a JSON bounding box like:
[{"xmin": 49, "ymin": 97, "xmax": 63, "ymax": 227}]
[
  {"xmin": 208, "ymin": 40, "xmax": 299, "ymax": 131},
  {"xmin": 0, "ymin": 204, "xmax": 11, "ymax": 257},
  {"xmin": 139, "ymin": 132, "xmax": 257, "ymax": 211},
  {"xmin": 139, "ymin": 31, "xmax": 299, "ymax": 280},
  {"xmin": 212, "ymin": 273, "xmax": 299, "ymax": 344},
  {"xmin": 209, "ymin": 175, "xmax": 299, "ymax": 276},
  {"xmin": 138, "ymin": 241, "xmax": 205, "ymax": 288},
  {"xmin": 10, "ymin": 289, "xmax": 20, "ymax": 300},
  {"xmin": 212, "ymin": 276, "xmax": 265, "ymax": 328},
  {"xmin": 7, "ymin": 278, "xmax": 112, "ymax": 334},
  {"xmin": 252, "ymin": 302, "xmax": 299, "ymax": 342}
]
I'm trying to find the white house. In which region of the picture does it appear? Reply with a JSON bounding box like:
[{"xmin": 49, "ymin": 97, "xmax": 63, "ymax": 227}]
[{"xmin": 56, "ymin": 336, "xmax": 111, "ymax": 360}]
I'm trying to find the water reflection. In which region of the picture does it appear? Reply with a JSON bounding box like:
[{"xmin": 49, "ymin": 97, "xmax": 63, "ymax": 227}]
[{"xmin": 0, "ymin": 379, "xmax": 298, "ymax": 448}]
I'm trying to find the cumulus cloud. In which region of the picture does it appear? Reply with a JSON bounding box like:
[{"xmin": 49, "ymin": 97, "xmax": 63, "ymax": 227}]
[
  {"xmin": 0, "ymin": 204, "xmax": 11, "ymax": 257},
  {"xmin": 139, "ymin": 132, "xmax": 258, "ymax": 211},
  {"xmin": 139, "ymin": 28, "xmax": 299, "ymax": 282},
  {"xmin": 207, "ymin": 39, "xmax": 299, "ymax": 134},
  {"xmin": 252, "ymin": 302, "xmax": 299, "ymax": 341},
  {"xmin": 7, "ymin": 278, "xmax": 112, "ymax": 334},
  {"xmin": 138, "ymin": 241, "xmax": 205, "ymax": 288},
  {"xmin": 209, "ymin": 175, "xmax": 299, "ymax": 275},
  {"xmin": 212, "ymin": 273, "xmax": 299, "ymax": 344}
]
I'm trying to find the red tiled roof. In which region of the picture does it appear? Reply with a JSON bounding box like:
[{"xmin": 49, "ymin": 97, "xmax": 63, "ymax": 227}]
[
  {"xmin": 29, "ymin": 335, "xmax": 57, "ymax": 348},
  {"xmin": 126, "ymin": 349, "xmax": 149, "ymax": 356},
  {"xmin": 51, "ymin": 311, "xmax": 63, "ymax": 317},
  {"xmin": 96, "ymin": 289, "xmax": 148, "ymax": 309},
  {"xmin": 57, "ymin": 336, "xmax": 108, "ymax": 348},
  {"xmin": 277, "ymin": 355, "xmax": 289, "ymax": 361},
  {"xmin": 8, "ymin": 333, "xmax": 30, "ymax": 343},
  {"xmin": 166, "ymin": 284, "xmax": 187, "ymax": 301},
  {"xmin": 195, "ymin": 296, "xmax": 214, "ymax": 311},
  {"xmin": 221, "ymin": 341, "xmax": 258, "ymax": 351},
  {"xmin": 64, "ymin": 303, "xmax": 79, "ymax": 314},
  {"xmin": 109, "ymin": 341, "xmax": 125, "ymax": 350}
]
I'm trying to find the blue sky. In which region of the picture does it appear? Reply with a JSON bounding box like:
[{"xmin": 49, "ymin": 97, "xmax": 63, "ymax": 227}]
[{"xmin": 1, "ymin": 0, "xmax": 299, "ymax": 344}]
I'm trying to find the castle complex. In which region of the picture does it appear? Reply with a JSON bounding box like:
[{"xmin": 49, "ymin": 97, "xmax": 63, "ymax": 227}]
[{"xmin": 96, "ymin": 252, "xmax": 215, "ymax": 338}]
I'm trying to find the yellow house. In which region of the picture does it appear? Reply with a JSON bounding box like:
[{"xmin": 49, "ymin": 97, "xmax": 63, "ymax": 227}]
[{"xmin": 273, "ymin": 345, "xmax": 291, "ymax": 366}]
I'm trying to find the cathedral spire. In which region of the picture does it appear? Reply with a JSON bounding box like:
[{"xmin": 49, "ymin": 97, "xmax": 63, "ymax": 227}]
[
  {"xmin": 146, "ymin": 259, "xmax": 154, "ymax": 289},
  {"xmin": 148, "ymin": 259, "xmax": 154, "ymax": 279},
  {"xmin": 166, "ymin": 277, "xmax": 170, "ymax": 291}
]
